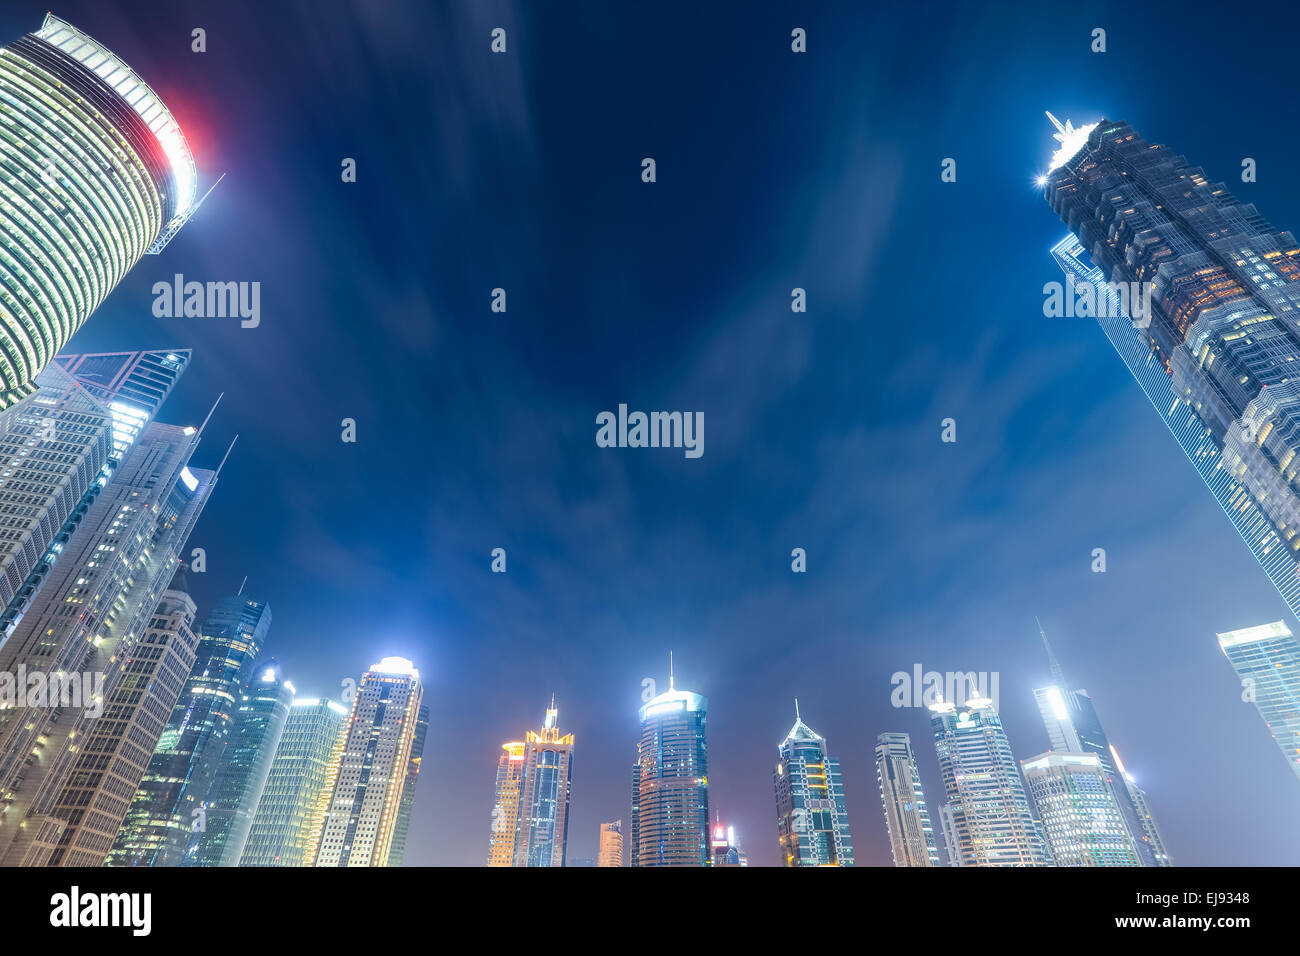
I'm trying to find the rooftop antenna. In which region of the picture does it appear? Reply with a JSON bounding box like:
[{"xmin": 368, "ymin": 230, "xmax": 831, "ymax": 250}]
[
  {"xmin": 197, "ymin": 392, "xmax": 224, "ymax": 437},
  {"xmin": 669, "ymin": 650, "xmax": 675, "ymax": 691},
  {"xmin": 1045, "ymin": 110, "xmax": 1068, "ymax": 136},
  {"xmin": 147, "ymin": 173, "xmax": 228, "ymax": 255},
  {"xmin": 237, "ymin": 575, "xmax": 247, "ymax": 596},
  {"xmin": 214, "ymin": 435, "xmax": 238, "ymax": 478}
]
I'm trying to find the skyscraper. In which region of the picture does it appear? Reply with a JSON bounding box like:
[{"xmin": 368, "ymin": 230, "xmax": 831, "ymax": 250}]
[
  {"xmin": 0, "ymin": 363, "xmax": 112, "ymax": 625},
  {"xmin": 875, "ymin": 731, "xmax": 941, "ymax": 867},
  {"xmin": 42, "ymin": 571, "xmax": 200, "ymax": 866},
  {"xmin": 1218, "ymin": 621, "xmax": 1300, "ymax": 784},
  {"xmin": 0, "ymin": 350, "xmax": 191, "ymax": 637},
  {"xmin": 513, "ymin": 700, "xmax": 574, "ymax": 868},
  {"xmin": 1021, "ymin": 752, "xmax": 1140, "ymax": 867},
  {"xmin": 386, "ymin": 702, "xmax": 429, "ymax": 867},
  {"xmin": 240, "ymin": 697, "xmax": 348, "ymax": 867},
  {"xmin": 314, "ymin": 658, "xmax": 423, "ymax": 867},
  {"xmin": 0, "ymin": 419, "xmax": 217, "ymax": 866},
  {"xmin": 598, "ymin": 820, "xmax": 624, "ymax": 868},
  {"xmin": 1109, "ymin": 744, "xmax": 1172, "ymax": 867},
  {"xmin": 1032, "ymin": 621, "xmax": 1171, "ymax": 866},
  {"xmin": 635, "ymin": 667, "xmax": 709, "ymax": 867},
  {"xmin": 186, "ymin": 660, "xmax": 295, "ymax": 866},
  {"xmin": 773, "ymin": 702, "xmax": 854, "ymax": 867},
  {"xmin": 709, "ymin": 817, "xmax": 749, "ymax": 867},
  {"xmin": 52, "ymin": 351, "xmax": 193, "ymax": 460},
  {"xmin": 1043, "ymin": 116, "xmax": 1300, "ymax": 622},
  {"xmin": 0, "ymin": 15, "xmax": 205, "ymax": 409},
  {"xmin": 628, "ymin": 762, "xmax": 640, "ymax": 868},
  {"xmin": 930, "ymin": 697, "xmax": 1051, "ymax": 867},
  {"xmin": 487, "ymin": 741, "xmax": 526, "ymax": 867},
  {"xmin": 109, "ymin": 593, "xmax": 273, "ymax": 867}
]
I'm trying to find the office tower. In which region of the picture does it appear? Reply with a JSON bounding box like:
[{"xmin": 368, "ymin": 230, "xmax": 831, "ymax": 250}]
[
  {"xmin": 386, "ymin": 702, "xmax": 428, "ymax": 867},
  {"xmin": 709, "ymin": 818, "xmax": 748, "ymax": 867},
  {"xmin": 1021, "ymin": 752, "xmax": 1140, "ymax": 867},
  {"xmin": 513, "ymin": 700, "xmax": 574, "ymax": 868},
  {"xmin": 0, "ymin": 364, "xmax": 112, "ymax": 624},
  {"xmin": 0, "ymin": 420, "xmax": 217, "ymax": 866},
  {"xmin": 929, "ymin": 697, "xmax": 1051, "ymax": 867},
  {"xmin": 1031, "ymin": 622, "xmax": 1170, "ymax": 866},
  {"xmin": 52, "ymin": 351, "xmax": 192, "ymax": 460},
  {"xmin": 635, "ymin": 668, "xmax": 709, "ymax": 867},
  {"xmin": 487, "ymin": 741, "xmax": 526, "ymax": 867},
  {"xmin": 628, "ymin": 762, "xmax": 640, "ymax": 867},
  {"xmin": 109, "ymin": 593, "xmax": 272, "ymax": 867},
  {"xmin": 314, "ymin": 658, "xmax": 423, "ymax": 867},
  {"xmin": 598, "ymin": 820, "xmax": 624, "ymax": 867},
  {"xmin": 0, "ymin": 15, "xmax": 205, "ymax": 410},
  {"xmin": 240, "ymin": 697, "xmax": 348, "ymax": 867},
  {"xmin": 1109, "ymin": 744, "xmax": 1172, "ymax": 867},
  {"xmin": 186, "ymin": 660, "xmax": 294, "ymax": 866},
  {"xmin": 302, "ymin": 708, "xmax": 346, "ymax": 868},
  {"xmin": 1043, "ymin": 116, "xmax": 1300, "ymax": 622},
  {"xmin": 0, "ymin": 350, "xmax": 191, "ymax": 636},
  {"xmin": 1218, "ymin": 621, "xmax": 1300, "ymax": 784},
  {"xmin": 875, "ymin": 732, "xmax": 941, "ymax": 867},
  {"xmin": 41, "ymin": 572, "xmax": 199, "ymax": 866},
  {"xmin": 773, "ymin": 702, "xmax": 854, "ymax": 867}
]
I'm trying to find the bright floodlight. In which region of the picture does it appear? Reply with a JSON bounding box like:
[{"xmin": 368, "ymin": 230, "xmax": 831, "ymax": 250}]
[
  {"xmin": 371, "ymin": 656, "xmax": 419, "ymax": 677},
  {"xmin": 1045, "ymin": 110, "xmax": 1099, "ymax": 172}
]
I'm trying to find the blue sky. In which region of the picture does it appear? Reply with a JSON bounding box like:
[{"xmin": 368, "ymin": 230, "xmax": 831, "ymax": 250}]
[{"xmin": 6, "ymin": 0, "xmax": 1300, "ymax": 865}]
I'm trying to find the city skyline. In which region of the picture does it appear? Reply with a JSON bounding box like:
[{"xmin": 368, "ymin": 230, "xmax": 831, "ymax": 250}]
[{"xmin": 0, "ymin": 0, "xmax": 1298, "ymax": 870}]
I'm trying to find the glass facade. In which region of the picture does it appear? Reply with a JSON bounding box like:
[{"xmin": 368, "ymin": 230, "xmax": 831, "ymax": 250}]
[
  {"xmin": 186, "ymin": 660, "xmax": 294, "ymax": 866},
  {"xmin": 386, "ymin": 702, "xmax": 428, "ymax": 867},
  {"xmin": 1044, "ymin": 119, "xmax": 1300, "ymax": 623},
  {"xmin": 628, "ymin": 762, "xmax": 640, "ymax": 867},
  {"xmin": 0, "ymin": 420, "xmax": 215, "ymax": 866},
  {"xmin": 773, "ymin": 705, "xmax": 854, "ymax": 866},
  {"xmin": 240, "ymin": 697, "xmax": 347, "ymax": 867},
  {"xmin": 108, "ymin": 594, "xmax": 272, "ymax": 867},
  {"xmin": 875, "ymin": 731, "xmax": 940, "ymax": 867},
  {"xmin": 1032, "ymin": 624, "xmax": 1171, "ymax": 866},
  {"xmin": 0, "ymin": 16, "xmax": 198, "ymax": 409},
  {"xmin": 635, "ymin": 682, "xmax": 709, "ymax": 867},
  {"xmin": 1021, "ymin": 752, "xmax": 1140, "ymax": 867},
  {"xmin": 0, "ymin": 350, "xmax": 190, "ymax": 637},
  {"xmin": 0, "ymin": 362, "xmax": 112, "ymax": 624},
  {"xmin": 513, "ymin": 702, "xmax": 574, "ymax": 867},
  {"xmin": 930, "ymin": 697, "xmax": 1051, "ymax": 867},
  {"xmin": 1218, "ymin": 621, "xmax": 1300, "ymax": 784}
]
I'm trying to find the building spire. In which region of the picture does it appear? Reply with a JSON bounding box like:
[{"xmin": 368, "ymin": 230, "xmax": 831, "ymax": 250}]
[
  {"xmin": 669, "ymin": 650, "xmax": 674, "ymax": 690},
  {"xmin": 1037, "ymin": 616, "xmax": 1066, "ymax": 687},
  {"xmin": 794, "ymin": 697, "xmax": 800, "ymax": 720},
  {"xmin": 197, "ymin": 391, "xmax": 224, "ymax": 438}
]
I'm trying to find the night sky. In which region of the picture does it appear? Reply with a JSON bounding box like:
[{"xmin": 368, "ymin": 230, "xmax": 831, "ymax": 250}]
[{"xmin": 6, "ymin": 0, "xmax": 1299, "ymax": 866}]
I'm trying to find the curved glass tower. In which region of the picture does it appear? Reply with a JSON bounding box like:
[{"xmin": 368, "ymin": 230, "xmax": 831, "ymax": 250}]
[
  {"xmin": 0, "ymin": 15, "xmax": 198, "ymax": 409},
  {"xmin": 634, "ymin": 675, "xmax": 710, "ymax": 867}
]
